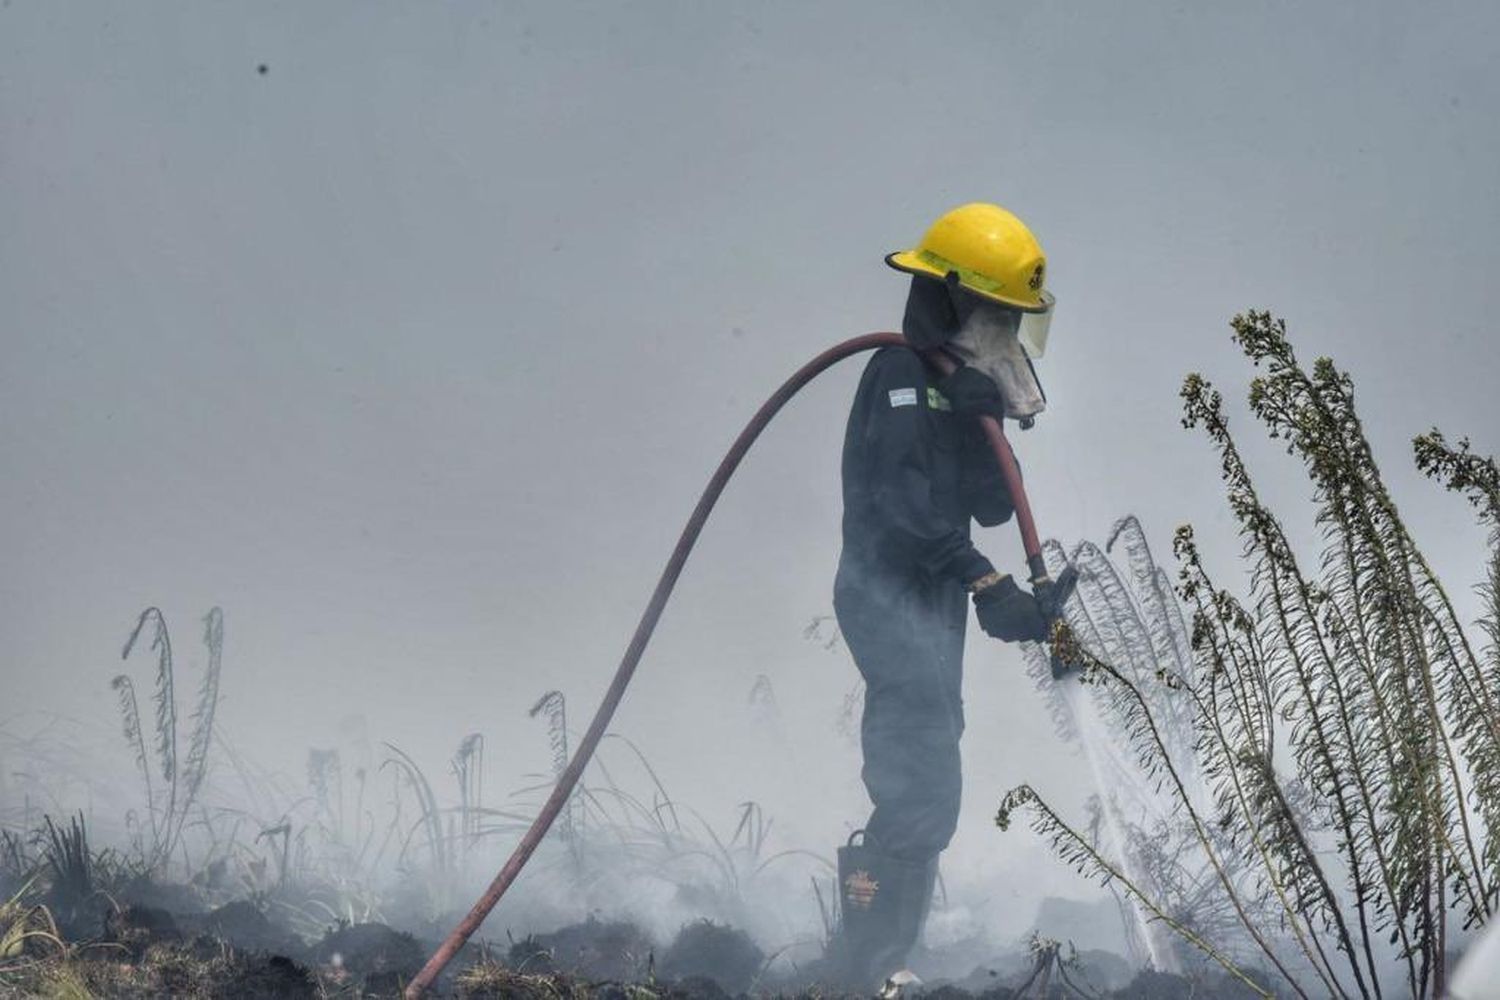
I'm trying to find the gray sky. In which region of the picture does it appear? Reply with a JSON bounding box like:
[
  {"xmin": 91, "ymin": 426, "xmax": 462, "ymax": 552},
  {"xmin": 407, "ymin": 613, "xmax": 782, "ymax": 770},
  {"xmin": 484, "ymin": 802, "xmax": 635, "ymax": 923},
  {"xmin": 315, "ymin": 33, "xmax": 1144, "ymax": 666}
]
[{"xmin": 4, "ymin": 0, "xmax": 1499, "ymax": 931}]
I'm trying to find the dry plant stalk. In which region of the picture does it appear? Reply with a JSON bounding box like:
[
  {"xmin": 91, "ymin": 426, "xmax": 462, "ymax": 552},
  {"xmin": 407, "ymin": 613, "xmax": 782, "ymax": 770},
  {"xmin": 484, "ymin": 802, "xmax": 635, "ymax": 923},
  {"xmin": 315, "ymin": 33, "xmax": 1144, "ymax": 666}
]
[{"xmin": 113, "ymin": 607, "xmax": 225, "ymax": 871}]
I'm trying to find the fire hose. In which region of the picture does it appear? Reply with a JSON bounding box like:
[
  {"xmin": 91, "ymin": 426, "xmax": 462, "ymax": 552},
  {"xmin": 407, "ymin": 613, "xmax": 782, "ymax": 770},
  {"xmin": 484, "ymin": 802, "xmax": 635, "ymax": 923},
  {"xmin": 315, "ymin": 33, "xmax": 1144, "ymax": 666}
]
[{"xmin": 405, "ymin": 331, "xmax": 1074, "ymax": 997}]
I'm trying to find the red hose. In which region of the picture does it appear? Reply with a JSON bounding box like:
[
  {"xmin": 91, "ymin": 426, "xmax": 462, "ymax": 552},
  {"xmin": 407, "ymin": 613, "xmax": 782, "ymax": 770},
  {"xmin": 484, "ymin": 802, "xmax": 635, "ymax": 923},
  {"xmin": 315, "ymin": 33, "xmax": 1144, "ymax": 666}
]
[
  {"xmin": 405, "ymin": 332, "xmax": 1047, "ymax": 996},
  {"xmin": 920, "ymin": 351, "xmax": 1049, "ymax": 584}
]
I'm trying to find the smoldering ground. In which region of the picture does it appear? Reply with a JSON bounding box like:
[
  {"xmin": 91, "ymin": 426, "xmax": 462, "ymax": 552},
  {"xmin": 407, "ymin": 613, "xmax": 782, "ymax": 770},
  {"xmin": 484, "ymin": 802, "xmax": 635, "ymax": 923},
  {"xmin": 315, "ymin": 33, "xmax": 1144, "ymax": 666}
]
[{"xmin": 0, "ymin": 608, "xmax": 1102, "ymax": 984}]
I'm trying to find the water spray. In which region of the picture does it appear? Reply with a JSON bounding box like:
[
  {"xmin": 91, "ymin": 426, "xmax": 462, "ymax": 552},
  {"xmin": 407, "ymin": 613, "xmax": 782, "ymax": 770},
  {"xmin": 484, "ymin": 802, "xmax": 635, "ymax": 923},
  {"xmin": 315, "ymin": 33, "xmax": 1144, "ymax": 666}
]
[{"xmin": 406, "ymin": 332, "xmax": 1074, "ymax": 997}]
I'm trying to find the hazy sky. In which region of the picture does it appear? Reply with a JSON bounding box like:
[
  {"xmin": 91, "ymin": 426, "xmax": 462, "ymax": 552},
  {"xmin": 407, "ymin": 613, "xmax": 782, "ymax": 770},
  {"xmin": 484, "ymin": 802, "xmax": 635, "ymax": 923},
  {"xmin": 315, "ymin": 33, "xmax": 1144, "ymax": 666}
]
[{"xmin": 5, "ymin": 0, "xmax": 1499, "ymax": 931}]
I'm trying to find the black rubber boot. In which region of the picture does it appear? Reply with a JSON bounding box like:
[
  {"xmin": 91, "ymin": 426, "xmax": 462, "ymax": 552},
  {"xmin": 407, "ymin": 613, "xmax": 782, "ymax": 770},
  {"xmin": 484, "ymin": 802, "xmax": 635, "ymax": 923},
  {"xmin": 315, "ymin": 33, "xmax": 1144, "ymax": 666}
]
[{"xmin": 828, "ymin": 831, "xmax": 939, "ymax": 991}]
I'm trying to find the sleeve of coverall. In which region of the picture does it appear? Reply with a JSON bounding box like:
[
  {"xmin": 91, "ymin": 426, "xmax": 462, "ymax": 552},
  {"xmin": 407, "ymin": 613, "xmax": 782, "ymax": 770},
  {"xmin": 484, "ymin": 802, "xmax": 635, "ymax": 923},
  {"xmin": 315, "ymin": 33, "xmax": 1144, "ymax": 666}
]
[
  {"xmin": 861, "ymin": 350, "xmax": 996, "ymax": 584},
  {"xmin": 960, "ymin": 427, "xmax": 1016, "ymax": 528}
]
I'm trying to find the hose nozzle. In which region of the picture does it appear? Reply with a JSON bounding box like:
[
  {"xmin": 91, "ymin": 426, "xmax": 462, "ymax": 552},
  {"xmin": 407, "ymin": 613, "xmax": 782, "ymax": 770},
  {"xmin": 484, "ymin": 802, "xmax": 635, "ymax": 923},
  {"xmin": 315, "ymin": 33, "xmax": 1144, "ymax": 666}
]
[{"xmin": 1035, "ymin": 566, "xmax": 1081, "ymax": 680}]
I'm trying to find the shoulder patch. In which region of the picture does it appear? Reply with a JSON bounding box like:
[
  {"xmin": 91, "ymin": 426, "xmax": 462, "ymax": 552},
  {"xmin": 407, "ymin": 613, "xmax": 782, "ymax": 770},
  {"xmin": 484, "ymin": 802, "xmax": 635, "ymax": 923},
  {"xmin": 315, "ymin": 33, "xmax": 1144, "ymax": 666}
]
[
  {"xmin": 888, "ymin": 387, "xmax": 918, "ymax": 408},
  {"xmin": 926, "ymin": 387, "xmax": 952, "ymax": 412}
]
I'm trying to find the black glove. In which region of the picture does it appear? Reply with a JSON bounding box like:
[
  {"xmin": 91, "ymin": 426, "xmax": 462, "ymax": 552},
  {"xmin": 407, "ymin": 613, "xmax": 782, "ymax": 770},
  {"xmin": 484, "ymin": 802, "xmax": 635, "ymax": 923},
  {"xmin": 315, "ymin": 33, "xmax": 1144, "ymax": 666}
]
[
  {"xmin": 973, "ymin": 574, "xmax": 1049, "ymax": 642},
  {"xmin": 936, "ymin": 364, "xmax": 1005, "ymax": 419}
]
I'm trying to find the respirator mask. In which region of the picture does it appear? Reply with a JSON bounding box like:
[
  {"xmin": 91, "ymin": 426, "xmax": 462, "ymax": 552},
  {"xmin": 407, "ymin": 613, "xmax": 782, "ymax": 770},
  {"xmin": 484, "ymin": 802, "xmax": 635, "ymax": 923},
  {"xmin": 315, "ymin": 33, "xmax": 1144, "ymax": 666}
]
[
  {"xmin": 947, "ymin": 290, "xmax": 1052, "ymax": 424},
  {"xmin": 901, "ymin": 273, "xmax": 1055, "ymax": 425}
]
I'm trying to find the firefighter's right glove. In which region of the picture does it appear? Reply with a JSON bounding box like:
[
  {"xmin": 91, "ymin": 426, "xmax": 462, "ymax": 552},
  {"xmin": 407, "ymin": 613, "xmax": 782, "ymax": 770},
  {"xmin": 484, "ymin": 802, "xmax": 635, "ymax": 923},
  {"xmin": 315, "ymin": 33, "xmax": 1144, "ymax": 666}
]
[
  {"xmin": 972, "ymin": 574, "xmax": 1049, "ymax": 643},
  {"xmin": 935, "ymin": 365, "xmax": 1005, "ymax": 420}
]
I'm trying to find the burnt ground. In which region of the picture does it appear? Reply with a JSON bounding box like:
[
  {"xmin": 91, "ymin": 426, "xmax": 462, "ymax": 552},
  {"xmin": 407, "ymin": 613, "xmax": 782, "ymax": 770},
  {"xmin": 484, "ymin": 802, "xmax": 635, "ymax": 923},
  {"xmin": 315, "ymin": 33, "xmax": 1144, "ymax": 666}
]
[{"xmin": 0, "ymin": 887, "xmax": 1278, "ymax": 998}]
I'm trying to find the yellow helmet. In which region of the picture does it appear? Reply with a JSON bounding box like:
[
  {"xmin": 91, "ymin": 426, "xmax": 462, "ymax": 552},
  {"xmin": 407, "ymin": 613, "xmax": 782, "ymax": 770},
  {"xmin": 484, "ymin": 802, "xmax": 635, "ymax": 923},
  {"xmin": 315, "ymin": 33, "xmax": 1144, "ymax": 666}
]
[
  {"xmin": 887, "ymin": 202, "xmax": 1056, "ymax": 357},
  {"xmin": 886, "ymin": 202, "xmax": 1051, "ymax": 313}
]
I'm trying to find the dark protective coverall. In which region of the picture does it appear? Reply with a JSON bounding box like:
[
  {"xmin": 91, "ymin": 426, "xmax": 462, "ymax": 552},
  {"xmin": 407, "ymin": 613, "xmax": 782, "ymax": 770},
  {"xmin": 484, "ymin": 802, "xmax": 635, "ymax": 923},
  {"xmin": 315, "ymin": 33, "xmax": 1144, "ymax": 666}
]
[{"xmin": 833, "ymin": 345, "xmax": 1013, "ymax": 864}]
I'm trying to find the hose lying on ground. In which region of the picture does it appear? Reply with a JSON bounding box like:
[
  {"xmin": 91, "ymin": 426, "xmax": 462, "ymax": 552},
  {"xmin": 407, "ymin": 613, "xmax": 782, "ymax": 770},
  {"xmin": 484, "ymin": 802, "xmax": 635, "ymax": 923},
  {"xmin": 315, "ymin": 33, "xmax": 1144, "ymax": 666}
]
[{"xmin": 405, "ymin": 331, "xmax": 1046, "ymax": 997}]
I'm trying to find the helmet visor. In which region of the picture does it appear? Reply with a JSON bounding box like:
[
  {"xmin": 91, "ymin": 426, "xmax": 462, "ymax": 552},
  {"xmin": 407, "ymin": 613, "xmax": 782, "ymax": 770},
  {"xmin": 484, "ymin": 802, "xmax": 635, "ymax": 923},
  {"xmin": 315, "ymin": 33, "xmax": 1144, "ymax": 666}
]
[{"xmin": 1018, "ymin": 291, "xmax": 1055, "ymax": 358}]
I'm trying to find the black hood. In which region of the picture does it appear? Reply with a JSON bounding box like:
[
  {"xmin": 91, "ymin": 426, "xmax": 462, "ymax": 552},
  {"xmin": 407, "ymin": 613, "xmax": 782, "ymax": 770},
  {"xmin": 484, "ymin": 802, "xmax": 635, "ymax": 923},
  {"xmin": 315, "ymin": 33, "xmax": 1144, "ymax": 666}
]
[
  {"xmin": 901, "ymin": 274, "xmax": 959, "ymax": 349},
  {"xmin": 901, "ymin": 273, "xmax": 998, "ymax": 350}
]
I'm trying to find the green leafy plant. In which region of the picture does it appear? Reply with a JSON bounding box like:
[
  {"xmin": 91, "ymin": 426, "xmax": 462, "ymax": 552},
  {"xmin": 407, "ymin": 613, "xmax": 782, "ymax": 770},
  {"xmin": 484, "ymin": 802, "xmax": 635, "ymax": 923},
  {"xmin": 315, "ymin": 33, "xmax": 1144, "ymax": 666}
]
[
  {"xmin": 999, "ymin": 312, "xmax": 1500, "ymax": 1000},
  {"xmin": 0, "ymin": 879, "xmax": 62, "ymax": 966}
]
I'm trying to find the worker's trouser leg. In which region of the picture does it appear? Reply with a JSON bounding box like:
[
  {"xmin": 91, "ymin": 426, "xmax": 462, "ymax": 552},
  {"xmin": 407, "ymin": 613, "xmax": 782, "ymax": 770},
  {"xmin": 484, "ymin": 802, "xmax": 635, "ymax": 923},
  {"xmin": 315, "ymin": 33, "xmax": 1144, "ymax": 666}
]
[
  {"xmin": 858, "ymin": 666, "xmax": 964, "ymax": 861},
  {"xmin": 836, "ymin": 570, "xmax": 967, "ymax": 863},
  {"xmin": 831, "ymin": 569, "xmax": 966, "ymax": 984}
]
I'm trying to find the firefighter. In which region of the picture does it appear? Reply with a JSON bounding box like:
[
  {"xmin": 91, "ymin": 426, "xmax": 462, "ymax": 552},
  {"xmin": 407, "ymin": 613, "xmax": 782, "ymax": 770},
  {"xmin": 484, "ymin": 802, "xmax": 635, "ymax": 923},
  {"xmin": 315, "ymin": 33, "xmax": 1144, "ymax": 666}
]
[{"xmin": 830, "ymin": 203, "xmax": 1058, "ymax": 989}]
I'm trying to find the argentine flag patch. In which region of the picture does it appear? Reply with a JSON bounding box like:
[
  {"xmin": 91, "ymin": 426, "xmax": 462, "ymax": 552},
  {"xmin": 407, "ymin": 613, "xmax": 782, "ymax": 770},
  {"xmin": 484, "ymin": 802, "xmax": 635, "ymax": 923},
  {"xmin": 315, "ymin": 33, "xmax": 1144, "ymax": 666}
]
[{"xmin": 888, "ymin": 387, "xmax": 918, "ymax": 408}]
